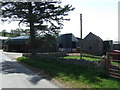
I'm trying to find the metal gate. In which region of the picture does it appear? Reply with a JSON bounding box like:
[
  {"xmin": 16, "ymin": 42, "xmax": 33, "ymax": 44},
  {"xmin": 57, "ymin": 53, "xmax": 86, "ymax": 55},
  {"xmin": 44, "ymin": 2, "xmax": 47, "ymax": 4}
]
[{"xmin": 105, "ymin": 51, "xmax": 120, "ymax": 79}]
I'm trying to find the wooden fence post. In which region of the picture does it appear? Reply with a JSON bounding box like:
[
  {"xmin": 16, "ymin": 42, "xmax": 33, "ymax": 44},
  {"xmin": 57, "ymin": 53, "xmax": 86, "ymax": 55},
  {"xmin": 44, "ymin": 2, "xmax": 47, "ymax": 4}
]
[{"xmin": 105, "ymin": 53, "xmax": 110, "ymax": 73}]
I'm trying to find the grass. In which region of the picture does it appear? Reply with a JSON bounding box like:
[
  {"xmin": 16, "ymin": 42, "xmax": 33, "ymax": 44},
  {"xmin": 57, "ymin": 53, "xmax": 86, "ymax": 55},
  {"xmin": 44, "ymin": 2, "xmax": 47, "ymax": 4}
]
[
  {"xmin": 111, "ymin": 62, "xmax": 120, "ymax": 66},
  {"xmin": 63, "ymin": 55, "xmax": 101, "ymax": 61},
  {"xmin": 64, "ymin": 55, "xmax": 120, "ymax": 66},
  {"xmin": 17, "ymin": 56, "xmax": 120, "ymax": 88}
]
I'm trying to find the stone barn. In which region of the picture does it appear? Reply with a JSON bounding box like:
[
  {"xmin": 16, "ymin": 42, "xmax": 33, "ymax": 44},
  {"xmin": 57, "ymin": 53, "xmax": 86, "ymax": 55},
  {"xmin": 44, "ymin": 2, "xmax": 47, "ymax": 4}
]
[{"xmin": 83, "ymin": 32, "xmax": 103, "ymax": 55}]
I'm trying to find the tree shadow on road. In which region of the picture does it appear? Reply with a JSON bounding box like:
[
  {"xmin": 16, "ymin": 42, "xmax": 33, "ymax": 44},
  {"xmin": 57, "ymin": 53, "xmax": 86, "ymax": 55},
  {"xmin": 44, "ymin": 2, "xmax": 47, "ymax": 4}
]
[{"xmin": 1, "ymin": 60, "xmax": 48, "ymax": 84}]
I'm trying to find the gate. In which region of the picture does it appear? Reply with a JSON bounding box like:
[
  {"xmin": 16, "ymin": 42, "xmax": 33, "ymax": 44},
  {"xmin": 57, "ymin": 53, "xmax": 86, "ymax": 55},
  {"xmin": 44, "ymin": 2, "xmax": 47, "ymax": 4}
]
[{"xmin": 105, "ymin": 51, "xmax": 120, "ymax": 79}]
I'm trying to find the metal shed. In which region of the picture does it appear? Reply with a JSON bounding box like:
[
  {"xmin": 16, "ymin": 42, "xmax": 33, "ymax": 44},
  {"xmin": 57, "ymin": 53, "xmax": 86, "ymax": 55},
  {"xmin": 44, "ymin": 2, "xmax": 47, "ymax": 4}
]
[
  {"xmin": 58, "ymin": 33, "xmax": 79, "ymax": 52},
  {"xmin": 4, "ymin": 36, "xmax": 29, "ymax": 52}
]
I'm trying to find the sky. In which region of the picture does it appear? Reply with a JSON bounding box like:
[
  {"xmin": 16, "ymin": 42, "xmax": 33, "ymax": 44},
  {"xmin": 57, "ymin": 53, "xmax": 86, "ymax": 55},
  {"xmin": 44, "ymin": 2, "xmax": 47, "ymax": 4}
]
[
  {"xmin": 0, "ymin": 0, "xmax": 119, "ymax": 41},
  {"xmin": 61, "ymin": 0, "xmax": 119, "ymax": 41}
]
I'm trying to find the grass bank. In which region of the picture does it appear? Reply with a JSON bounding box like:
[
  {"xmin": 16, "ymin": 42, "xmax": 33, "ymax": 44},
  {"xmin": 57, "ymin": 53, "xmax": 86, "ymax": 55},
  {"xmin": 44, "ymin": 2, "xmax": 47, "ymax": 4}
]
[{"xmin": 17, "ymin": 56, "xmax": 120, "ymax": 88}]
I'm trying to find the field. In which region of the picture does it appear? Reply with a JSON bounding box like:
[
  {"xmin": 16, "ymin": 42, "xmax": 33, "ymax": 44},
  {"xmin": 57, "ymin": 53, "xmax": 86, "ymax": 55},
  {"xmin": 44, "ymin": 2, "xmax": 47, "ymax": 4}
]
[{"xmin": 63, "ymin": 55, "xmax": 101, "ymax": 61}]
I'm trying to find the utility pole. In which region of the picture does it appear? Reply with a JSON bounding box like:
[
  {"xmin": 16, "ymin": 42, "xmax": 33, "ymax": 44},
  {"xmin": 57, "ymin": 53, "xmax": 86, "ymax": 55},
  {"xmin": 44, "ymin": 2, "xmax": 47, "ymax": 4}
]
[{"xmin": 80, "ymin": 14, "xmax": 82, "ymax": 60}]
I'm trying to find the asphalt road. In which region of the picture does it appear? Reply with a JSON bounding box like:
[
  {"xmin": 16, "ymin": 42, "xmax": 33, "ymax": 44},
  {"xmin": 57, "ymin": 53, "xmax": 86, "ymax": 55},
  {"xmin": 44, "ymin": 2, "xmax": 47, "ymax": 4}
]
[{"xmin": 0, "ymin": 50, "xmax": 59, "ymax": 88}]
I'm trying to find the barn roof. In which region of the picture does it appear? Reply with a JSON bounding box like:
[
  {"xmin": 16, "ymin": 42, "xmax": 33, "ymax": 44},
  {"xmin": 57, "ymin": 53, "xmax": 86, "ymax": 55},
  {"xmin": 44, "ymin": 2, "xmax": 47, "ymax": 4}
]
[
  {"xmin": 0, "ymin": 36, "xmax": 9, "ymax": 40},
  {"xmin": 113, "ymin": 41, "xmax": 120, "ymax": 44},
  {"xmin": 84, "ymin": 32, "xmax": 103, "ymax": 41},
  {"xmin": 10, "ymin": 36, "xmax": 29, "ymax": 40},
  {"xmin": 5, "ymin": 36, "xmax": 29, "ymax": 45},
  {"xmin": 59, "ymin": 33, "xmax": 79, "ymax": 42}
]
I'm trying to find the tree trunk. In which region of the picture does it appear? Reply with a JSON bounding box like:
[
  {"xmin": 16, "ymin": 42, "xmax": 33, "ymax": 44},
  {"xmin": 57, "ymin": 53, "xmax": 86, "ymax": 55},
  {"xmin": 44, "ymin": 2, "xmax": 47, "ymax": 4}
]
[{"xmin": 28, "ymin": 2, "xmax": 36, "ymax": 57}]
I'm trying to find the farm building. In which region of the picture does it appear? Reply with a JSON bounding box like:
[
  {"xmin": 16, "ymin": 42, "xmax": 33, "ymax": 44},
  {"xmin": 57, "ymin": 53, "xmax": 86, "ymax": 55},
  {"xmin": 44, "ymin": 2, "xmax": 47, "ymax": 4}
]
[
  {"xmin": 76, "ymin": 38, "xmax": 83, "ymax": 51},
  {"xmin": 4, "ymin": 34, "xmax": 79, "ymax": 53},
  {"xmin": 83, "ymin": 32, "xmax": 103, "ymax": 55},
  {"xmin": 3, "ymin": 35, "xmax": 57, "ymax": 53},
  {"xmin": 3, "ymin": 36, "xmax": 29, "ymax": 52},
  {"xmin": 58, "ymin": 33, "xmax": 79, "ymax": 52},
  {"xmin": 113, "ymin": 41, "xmax": 120, "ymax": 50},
  {"xmin": 3, "ymin": 32, "xmax": 115, "ymax": 55},
  {"xmin": 103, "ymin": 40, "xmax": 113, "ymax": 54}
]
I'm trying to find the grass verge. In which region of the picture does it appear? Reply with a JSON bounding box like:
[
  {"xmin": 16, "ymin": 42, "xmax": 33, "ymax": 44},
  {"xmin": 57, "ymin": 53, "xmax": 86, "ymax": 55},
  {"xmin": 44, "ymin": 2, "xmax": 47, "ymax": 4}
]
[{"xmin": 17, "ymin": 56, "xmax": 120, "ymax": 88}]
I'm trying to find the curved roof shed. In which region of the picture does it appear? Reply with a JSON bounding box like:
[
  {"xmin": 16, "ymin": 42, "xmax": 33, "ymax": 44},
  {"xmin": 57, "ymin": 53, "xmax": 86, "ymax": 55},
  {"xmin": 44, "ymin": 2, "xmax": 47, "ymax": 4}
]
[{"xmin": 5, "ymin": 36, "xmax": 29, "ymax": 45}]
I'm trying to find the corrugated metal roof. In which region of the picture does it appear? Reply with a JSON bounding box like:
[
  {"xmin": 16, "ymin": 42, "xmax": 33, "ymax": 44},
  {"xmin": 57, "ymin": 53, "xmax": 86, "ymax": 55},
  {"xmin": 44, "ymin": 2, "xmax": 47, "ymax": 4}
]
[
  {"xmin": 59, "ymin": 33, "xmax": 79, "ymax": 42},
  {"xmin": 113, "ymin": 41, "xmax": 120, "ymax": 44},
  {"xmin": 84, "ymin": 32, "xmax": 103, "ymax": 41},
  {"xmin": 72, "ymin": 34, "xmax": 79, "ymax": 42},
  {"xmin": 10, "ymin": 36, "xmax": 29, "ymax": 40},
  {"xmin": 5, "ymin": 36, "xmax": 29, "ymax": 45}
]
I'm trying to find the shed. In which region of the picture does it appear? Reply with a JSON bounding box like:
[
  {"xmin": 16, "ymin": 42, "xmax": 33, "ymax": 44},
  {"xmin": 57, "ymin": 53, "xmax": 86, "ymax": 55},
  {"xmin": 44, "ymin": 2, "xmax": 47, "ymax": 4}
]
[
  {"xmin": 58, "ymin": 33, "xmax": 79, "ymax": 52},
  {"xmin": 4, "ymin": 36, "xmax": 29, "ymax": 52},
  {"xmin": 113, "ymin": 41, "xmax": 120, "ymax": 50},
  {"xmin": 103, "ymin": 40, "xmax": 113, "ymax": 54}
]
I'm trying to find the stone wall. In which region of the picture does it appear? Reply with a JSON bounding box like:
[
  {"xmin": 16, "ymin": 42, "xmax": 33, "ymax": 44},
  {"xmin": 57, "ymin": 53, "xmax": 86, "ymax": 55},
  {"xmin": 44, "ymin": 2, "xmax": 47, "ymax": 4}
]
[
  {"xmin": 57, "ymin": 58, "xmax": 105, "ymax": 70},
  {"xmin": 23, "ymin": 52, "xmax": 105, "ymax": 70}
]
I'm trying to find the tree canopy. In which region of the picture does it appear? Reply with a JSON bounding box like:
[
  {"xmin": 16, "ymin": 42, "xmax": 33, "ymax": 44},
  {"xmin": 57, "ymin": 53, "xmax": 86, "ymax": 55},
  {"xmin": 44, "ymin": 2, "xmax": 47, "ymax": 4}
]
[
  {"xmin": 1, "ymin": 2, "xmax": 75, "ymax": 56},
  {"xmin": 1, "ymin": 2, "xmax": 74, "ymax": 35}
]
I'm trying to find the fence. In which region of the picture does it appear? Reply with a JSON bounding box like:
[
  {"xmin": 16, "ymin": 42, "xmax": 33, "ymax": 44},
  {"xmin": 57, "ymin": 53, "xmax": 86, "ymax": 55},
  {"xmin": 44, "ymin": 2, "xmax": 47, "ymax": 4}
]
[{"xmin": 105, "ymin": 51, "xmax": 120, "ymax": 79}]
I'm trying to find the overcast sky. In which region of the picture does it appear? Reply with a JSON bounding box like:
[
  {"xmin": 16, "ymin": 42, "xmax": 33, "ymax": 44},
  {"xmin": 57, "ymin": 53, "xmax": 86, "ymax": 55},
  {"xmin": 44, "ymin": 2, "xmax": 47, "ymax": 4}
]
[{"xmin": 0, "ymin": 0, "xmax": 119, "ymax": 41}]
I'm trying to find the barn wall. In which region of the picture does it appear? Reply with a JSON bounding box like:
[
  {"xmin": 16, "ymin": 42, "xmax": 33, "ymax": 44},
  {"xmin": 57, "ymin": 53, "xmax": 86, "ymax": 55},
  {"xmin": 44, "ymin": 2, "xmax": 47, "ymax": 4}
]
[{"xmin": 83, "ymin": 33, "xmax": 103, "ymax": 55}]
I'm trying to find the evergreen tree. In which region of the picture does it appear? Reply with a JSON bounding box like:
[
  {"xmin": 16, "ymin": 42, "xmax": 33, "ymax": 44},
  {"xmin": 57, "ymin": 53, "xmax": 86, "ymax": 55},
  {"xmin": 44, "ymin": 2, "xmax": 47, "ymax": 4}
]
[
  {"xmin": 1, "ymin": 30, "xmax": 7, "ymax": 36},
  {"xmin": 1, "ymin": 2, "xmax": 74, "ymax": 57}
]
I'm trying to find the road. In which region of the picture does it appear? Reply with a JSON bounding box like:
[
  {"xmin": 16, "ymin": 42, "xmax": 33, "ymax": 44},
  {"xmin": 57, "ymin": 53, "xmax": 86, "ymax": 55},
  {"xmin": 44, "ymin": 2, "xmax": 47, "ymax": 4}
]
[{"xmin": 0, "ymin": 50, "xmax": 59, "ymax": 88}]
